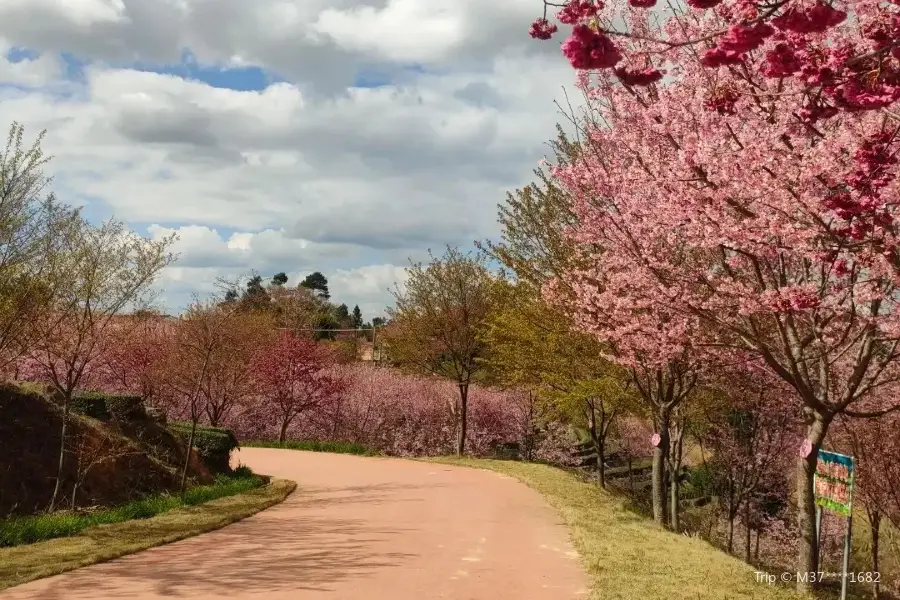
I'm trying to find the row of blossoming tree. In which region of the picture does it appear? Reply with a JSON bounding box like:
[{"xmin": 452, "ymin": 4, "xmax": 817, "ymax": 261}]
[{"xmin": 519, "ymin": 0, "xmax": 900, "ymax": 593}]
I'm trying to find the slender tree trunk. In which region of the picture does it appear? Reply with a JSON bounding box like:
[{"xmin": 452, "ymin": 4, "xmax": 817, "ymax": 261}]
[
  {"xmin": 796, "ymin": 413, "xmax": 829, "ymax": 593},
  {"xmin": 668, "ymin": 416, "xmax": 684, "ymax": 532},
  {"xmin": 456, "ymin": 383, "xmax": 468, "ymax": 457},
  {"xmin": 744, "ymin": 501, "xmax": 752, "ymax": 563},
  {"xmin": 754, "ymin": 529, "xmax": 760, "ymax": 562},
  {"xmin": 179, "ymin": 417, "xmax": 198, "ymax": 495},
  {"xmin": 728, "ymin": 512, "xmax": 735, "ymax": 554},
  {"xmin": 670, "ymin": 467, "xmax": 680, "ymax": 532},
  {"xmin": 49, "ymin": 394, "xmax": 71, "ymax": 512},
  {"xmin": 870, "ymin": 509, "xmax": 881, "ymax": 599},
  {"xmin": 651, "ymin": 409, "xmax": 670, "ymax": 527},
  {"xmin": 589, "ymin": 401, "xmax": 606, "ymax": 488},
  {"xmin": 597, "ymin": 436, "xmax": 606, "ymax": 489},
  {"xmin": 279, "ymin": 419, "xmax": 289, "ymax": 443}
]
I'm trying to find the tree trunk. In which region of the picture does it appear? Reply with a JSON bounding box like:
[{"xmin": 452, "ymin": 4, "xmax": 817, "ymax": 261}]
[
  {"xmin": 796, "ymin": 413, "xmax": 829, "ymax": 593},
  {"xmin": 48, "ymin": 394, "xmax": 71, "ymax": 512},
  {"xmin": 870, "ymin": 509, "xmax": 881, "ymax": 599},
  {"xmin": 755, "ymin": 529, "xmax": 760, "ymax": 562},
  {"xmin": 651, "ymin": 409, "xmax": 670, "ymax": 527},
  {"xmin": 668, "ymin": 415, "xmax": 684, "ymax": 532},
  {"xmin": 597, "ymin": 436, "xmax": 606, "ymax": 489},
  {"xmin": 670, "ymin": 468, "xmax": 680, "ymax": 532},
  {"xmin": 744, "ymin": 501, "xmax": 752, "ymax": 563},
  {"xmin": 588, "ymin": 401, "xmax": 606, "ymax": 488},
  {"xmin": 728, "ymin": 514, "xmax": 735, "ymax": 554},
  {"xmin": 456, "ymin": 383, "xmax": 469, "ymax": 457},
  {"xmin": 628, "ymin": 457, "xmax": 633, "ymax": 492},
  {"xmin": 179, "ymin": 418, "xmax": 198, "ymax": 496},
  {"xmin": 279, "ymin": 419, "xmax": 289, "ymax": 443}
]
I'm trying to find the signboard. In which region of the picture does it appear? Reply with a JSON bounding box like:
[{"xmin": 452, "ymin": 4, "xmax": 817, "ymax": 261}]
[{"xmin": 814, "ymin": 450, "xmax": 855, "ymax": 517}]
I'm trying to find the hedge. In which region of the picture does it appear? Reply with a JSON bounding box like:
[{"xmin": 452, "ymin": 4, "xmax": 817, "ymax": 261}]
[
  {"xmin": 170, "ymin": 422, "xmax": 239, "ymax": 473},
  {"xmin": 70, "ymin": 392, "xmax": 145, "ymax": 422},
  {"xmin": 70, "ymin": 392, "xmax": 111, "ymax": 420}
]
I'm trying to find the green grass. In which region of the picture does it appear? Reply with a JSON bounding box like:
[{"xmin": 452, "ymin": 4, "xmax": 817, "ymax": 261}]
[
  {"xmin": 430, "ymin": 457, "xmax": 807, "ymax": 600},
  {"xmin": 242, "ymin": 439, "xmax": 377, "ymax": 455},
  {"xmin": 0, "ymin": 471, "xmax": 265, "ymax": 547},
  {"xmin": 0, "ymin": 478, "xmax": 296, "ymax": 591}
]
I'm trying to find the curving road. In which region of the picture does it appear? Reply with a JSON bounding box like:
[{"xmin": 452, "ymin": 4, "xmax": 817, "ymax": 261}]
[{"xmin": 3, "ymin": 448, "xmax": 589, "ymax": 599}]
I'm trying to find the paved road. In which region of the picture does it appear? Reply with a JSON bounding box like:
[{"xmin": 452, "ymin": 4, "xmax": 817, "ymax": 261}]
[{"xmin": 3, "ymin": 448, "xmax": 589, "ymax": 599}]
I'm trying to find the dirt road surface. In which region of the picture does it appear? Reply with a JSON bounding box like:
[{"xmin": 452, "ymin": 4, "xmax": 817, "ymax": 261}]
[{"xmin": 2, "ymin": 448, "xmax": 590, "ymax": 599}]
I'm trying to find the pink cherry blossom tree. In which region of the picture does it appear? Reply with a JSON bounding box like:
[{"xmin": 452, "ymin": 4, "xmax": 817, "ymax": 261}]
[
  {"xmin": 836, "ymin": 413, "xmax": 900, "ymax": 599},
  {"xmin": 545, "ymin": 269, "xmax": 701, "ymax": 527},
  {"xmin": 249, "ymin": 331, "xmax": 344, "ymax": 442},
  {"xmin": 549, "ymin": 53, "xmax": 900, "ymax": 586},
  {"xmin": 700, "ymin": 367, "xmax": 800, "ymax": 560},
  {"xmin": 529, "ymin": 0, "xmax": 899, "ymax": 122}
]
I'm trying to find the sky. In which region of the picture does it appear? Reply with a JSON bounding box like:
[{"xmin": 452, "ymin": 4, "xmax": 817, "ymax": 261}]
[{"xmin": 0, "ymin": 0, "xmax": 580, "ymax": 320}]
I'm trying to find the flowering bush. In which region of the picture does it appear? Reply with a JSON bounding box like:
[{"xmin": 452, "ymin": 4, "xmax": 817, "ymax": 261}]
[{"xmin": 231, "ymin": 364, "xmax": 525, "ymax": 457}]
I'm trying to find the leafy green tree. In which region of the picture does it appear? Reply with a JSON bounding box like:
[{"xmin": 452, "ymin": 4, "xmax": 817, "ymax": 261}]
[
  {"xmin": 334, "ymin": 303, "xmax": 350, "ymax": 323},
  {"xmin": 351, "ymin": 305, "xmax": 363, "ymax": 328},
  {"xmin": 484, "ymin": 279, "xmax": 634, "ymax": 486},
  {"xmin": 382, "ymin": 247, "xmax": 495, "ymax": 456},
  {"xmin": 300, "ymin": 271, "xmax": 330, "ymax": 300},
  {"xmin": 478, "ymin": 126, "xmax": 582, "ymax": 291},
  {"xmin": 0, "ymin": 123, "xmax": 81, "ymax": 365},
  {"xmin": 240, "ymin": 274, "xmax": 271, "ymax": 311},
  {"xmin": 271, "ymin": 272, "xmax": 288, "ymax": 286},
  {"xmin": 31, "ymin": 217, "xmax": 176, "ymax": 509}
]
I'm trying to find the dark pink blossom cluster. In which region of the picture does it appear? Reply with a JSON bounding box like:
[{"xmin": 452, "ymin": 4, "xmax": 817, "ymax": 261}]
[
  {"xmin": 771, "ymin": 1, "xmax": 846, "ymax": 34},
  {"xmin": 529, "ymin": 17, "xmax": 558, "ymax": 40},
  {"xmin": 614, "ymin": 66, "xmax": 664, "ymax": 86},
  {"xmin": 704, "ymin": 84, "xmax": 741, "ymax": 113},
  {"xmin": 823, "ymin": 131, "xmax": 899, "ymax": 232},
  {"xmin": 768, "ymin": 288, "xmax": 822, "ymax": 312},
  {"xmin": 528, "ymin": 0, "xmax": 900, "ymax": 116},
  {"xmin": 557, "ymin": 0, "xmax": 601, "ymax": 24},
  {"xmin": 686, "ymin": 0, "xmax": 724, "ymax": 8},
  {"xmin": 761, "ymin": 42, "xmax": 802, "ymax": 77},
  {"xmin": 562, "ymin": 25, "xmax": 623, "ymax": 69},
  {"xmin": 702, "ymin": 22, "xmax": 775, "ymax": 68}
]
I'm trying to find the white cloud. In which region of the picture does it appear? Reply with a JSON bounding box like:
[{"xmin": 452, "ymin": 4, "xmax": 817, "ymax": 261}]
[
  {"xmin": 0, "ymin": 40, "xmax": 64, "ymax": 87},
  {"xmin": 0, "ymin": 0, "xmax": 581, "ymax": 316}
]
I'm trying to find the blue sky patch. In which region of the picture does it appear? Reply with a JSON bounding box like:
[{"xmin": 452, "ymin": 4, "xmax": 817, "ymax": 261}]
[
  {"xmin": 5, "ymin": 47, "xmax": 40, "ymax": 62},
  {"xmin": 126, "ymin": 49, "xmax": 281, "ymax": 91}
]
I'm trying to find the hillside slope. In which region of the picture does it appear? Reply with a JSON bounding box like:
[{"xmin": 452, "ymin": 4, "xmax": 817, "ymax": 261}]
[{"xmin": 1, "ymin": 383, "xmax": 210, "ymax": 516}]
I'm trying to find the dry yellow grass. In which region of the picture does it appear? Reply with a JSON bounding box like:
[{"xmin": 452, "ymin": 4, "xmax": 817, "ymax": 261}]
[
  {"xmin": 0, "ymin": 478, "xmax": 296, "ymax": 591},
  {"xmin": 431, "ymin": 458, "xmax": 808, "ymax": 600}
]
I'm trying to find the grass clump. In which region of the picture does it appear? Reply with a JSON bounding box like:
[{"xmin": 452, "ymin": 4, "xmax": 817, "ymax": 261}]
[
  {"xmin": 430, "ymin": 457, "xmax": 806, "ymax": 600},
  {"xmin": 0, "ymin": 478, "xmax": 295, "ymax": 591},
  {"xmin": 243, "ymin": 439, "xmax": 377, "ymax": 455},
  {"xmin": 0, "ymin": 472, "xmax": 264, "ymax": 547}
]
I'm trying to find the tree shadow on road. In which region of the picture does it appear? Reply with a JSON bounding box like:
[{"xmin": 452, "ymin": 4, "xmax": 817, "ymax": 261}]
[{"xmin": 21, "ymin": 482, "xmax": 438, "ymax": 599}]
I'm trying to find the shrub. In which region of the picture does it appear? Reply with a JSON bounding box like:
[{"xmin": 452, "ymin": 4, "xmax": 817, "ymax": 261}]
[
  {"xmin": 243, "ymin": 439, "xmax": 375, "ymax": 455},
  {"xmin": 71, "ymin": 392, "xmax": 145, "ymax": 422},
  {"xmin": 106, "ymin": 395, "xmax": 145, "ymax": 420},
  {"xmin": 71, "ymin": 392, "xmax": 112, "ymax": 420},
  {"xmin": 683, "ymin": 463, "xmax": 718, "ymax": 500},
  {"xmin": 170, "ymin": 422, "xmax": 239, "ymax": 473}
]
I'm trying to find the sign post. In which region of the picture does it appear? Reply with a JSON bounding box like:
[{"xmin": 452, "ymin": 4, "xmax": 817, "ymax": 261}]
[{"xmin": 813, "ymin": 450, "xmax": 855, "ymax": 600}]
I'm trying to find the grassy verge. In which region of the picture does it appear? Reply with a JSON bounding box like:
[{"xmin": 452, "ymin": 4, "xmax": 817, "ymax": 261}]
[
  {"xmin": 242, "ymin": 439, "xmax": 377, "ymax": 455},
  {"xmin": 0, "ymin": 470, "xmax": 264, "ymax": 547},
  {"xmin": 0, "ymin": 477, "xmax": 295, "ymax": 591},
  {"xmin": 430, "ymin": 457, "xmax": 805, "ymax": 600}
]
